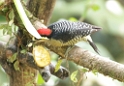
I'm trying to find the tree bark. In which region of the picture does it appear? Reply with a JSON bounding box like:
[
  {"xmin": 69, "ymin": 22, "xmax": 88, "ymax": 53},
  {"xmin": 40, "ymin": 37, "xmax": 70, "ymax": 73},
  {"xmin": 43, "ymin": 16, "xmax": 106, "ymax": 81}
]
[
  {"xmin": 27, "ymin": 0, "xmax": 56, "ymax": 25},
  {"xmin": 68, "ymin": 46, "xmax": 124, "ymax": 82},
  {"xmin": 0, "ymin": 0, "xmax": 56, "ymax": 86},
  {"xmin": 41, "ymin": 42, "xmax": 124, "ymax": 82},
  {"xmin": 9, "ymin": 65, "xmax": 37, "ymax": 86}
]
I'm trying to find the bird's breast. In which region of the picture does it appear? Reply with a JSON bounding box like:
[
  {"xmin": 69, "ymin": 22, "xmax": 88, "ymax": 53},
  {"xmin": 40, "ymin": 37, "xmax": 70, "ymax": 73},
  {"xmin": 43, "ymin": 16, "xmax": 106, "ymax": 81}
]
[{"xmin": 45, "ymin": 36, "xmax": 87, "ymax": 47}]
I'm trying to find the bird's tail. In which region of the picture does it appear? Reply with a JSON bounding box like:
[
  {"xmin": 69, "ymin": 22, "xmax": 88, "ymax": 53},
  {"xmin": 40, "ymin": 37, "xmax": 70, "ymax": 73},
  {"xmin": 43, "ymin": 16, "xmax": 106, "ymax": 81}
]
[
  {"xmin": 87, "ymin": 39, "xmax": 99, "ymax": 54},
  {"xmin": 86, "ymin": 35, "xmax": 99, "ymax": 54}
]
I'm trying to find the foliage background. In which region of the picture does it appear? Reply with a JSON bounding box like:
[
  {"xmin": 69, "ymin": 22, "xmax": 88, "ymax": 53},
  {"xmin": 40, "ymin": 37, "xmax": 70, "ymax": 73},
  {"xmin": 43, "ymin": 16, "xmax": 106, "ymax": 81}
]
[{"xmin": 1, "ymin": 0, "xmax": 124, "ymax": 86}]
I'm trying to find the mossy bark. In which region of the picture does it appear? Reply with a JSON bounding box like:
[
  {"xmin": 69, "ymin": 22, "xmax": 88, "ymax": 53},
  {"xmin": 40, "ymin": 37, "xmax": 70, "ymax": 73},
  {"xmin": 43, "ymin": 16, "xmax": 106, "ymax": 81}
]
[{"xmin": 0, "ymin": 0, "xmax": 56, "ymax": 86}]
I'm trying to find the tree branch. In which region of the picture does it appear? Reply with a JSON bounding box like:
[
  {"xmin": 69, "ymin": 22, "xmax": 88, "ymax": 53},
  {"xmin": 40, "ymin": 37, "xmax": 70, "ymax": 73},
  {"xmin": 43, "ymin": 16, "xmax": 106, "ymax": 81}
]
[
  {"xmin": 38, "ymin": 40, "xmax": 124, "ymax": 82},
  {"xmin": 68, "ymin": 46, "xmax": 124, "ymax": 82},
  {"xmin": 1, "ymin": 37, "xmax": 124, "ymax": 82}
]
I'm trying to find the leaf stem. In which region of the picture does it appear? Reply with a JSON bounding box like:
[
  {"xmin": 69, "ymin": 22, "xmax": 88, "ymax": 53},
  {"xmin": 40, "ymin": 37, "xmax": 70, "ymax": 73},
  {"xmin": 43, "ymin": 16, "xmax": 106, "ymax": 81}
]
[{"xmin": 13, "ymin": 0, "xmax": 42, "ymax": 39}]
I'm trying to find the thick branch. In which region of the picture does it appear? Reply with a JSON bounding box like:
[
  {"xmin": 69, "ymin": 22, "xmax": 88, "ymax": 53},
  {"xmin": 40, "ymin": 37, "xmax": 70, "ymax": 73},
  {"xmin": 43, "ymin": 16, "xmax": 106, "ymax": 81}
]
[
  {"xmin": 68, "ymin": 46, "xmax": 124, "ymax": 82},
  {"xmin": 42, "ymin": 43, "xmax": 124, "ymax": 82},
  {"xmin": 1, "ymin": 37, "xmax": 124, "ymax": 82}
]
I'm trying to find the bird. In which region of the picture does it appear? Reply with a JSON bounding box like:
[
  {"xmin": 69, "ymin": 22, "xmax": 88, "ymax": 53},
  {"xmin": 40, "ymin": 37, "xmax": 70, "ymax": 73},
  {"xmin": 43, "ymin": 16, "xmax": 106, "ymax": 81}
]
[{"xmin": 37, "ymin": 19, "xmax": 101, "ymax": 54}]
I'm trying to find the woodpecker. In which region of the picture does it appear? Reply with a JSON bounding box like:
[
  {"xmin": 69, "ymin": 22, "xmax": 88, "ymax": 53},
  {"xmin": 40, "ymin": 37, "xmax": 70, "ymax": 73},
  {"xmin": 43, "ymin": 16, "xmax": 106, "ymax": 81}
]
[{"xmin": 37, "ymin": 20, "xmax": 101, "ymax": 54}]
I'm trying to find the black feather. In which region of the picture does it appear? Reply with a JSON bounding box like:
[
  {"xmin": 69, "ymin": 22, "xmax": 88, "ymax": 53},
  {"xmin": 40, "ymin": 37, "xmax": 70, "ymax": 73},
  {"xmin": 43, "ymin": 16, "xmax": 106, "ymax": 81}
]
[{"xmin": 87, "ymin": 39, "xmax": 99, "ymax": 54}]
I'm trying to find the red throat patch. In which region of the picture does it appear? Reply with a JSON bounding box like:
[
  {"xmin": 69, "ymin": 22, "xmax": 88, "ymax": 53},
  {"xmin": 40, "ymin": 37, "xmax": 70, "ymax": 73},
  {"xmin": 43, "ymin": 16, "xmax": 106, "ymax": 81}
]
[{"xmin": 37, "ymin": 28, "xmax": 52, "ymax": 36}]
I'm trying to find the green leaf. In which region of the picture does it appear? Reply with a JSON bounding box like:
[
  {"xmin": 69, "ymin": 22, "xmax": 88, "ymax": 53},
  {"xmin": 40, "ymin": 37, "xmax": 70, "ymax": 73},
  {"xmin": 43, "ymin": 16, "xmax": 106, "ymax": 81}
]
[
  {"xmin": 20, "ymin": 49, "xmax": 27, "ymax": 54},
  {"xmin": 92, "ymin": 69, "xmax": 98, "ymax": 75},
  {"xmin": 7, "ymin": 26, "xmax": 12, "ymax": 35},
  {"xmin": 55, "ymin": 59, "xmax": 62, "ymax": 72},
  {"xmin": 91, "ymin": 4, "xmax": 100, "ymax": 11},
  {"xmin": 14, "ymin": 25, "xmax": 18, "ymax": 32},
  {"xmin": 0, "ymin": 24, "xmax": 7, "ymax": 29},
  {"xmin": 69, "ymin": 17, "xmax": 77, "ymax": 22},
  {"xmin": 24, "ymin": 8, "xmax": 33, "ymax": 18},
  {"xmin": 82, "ymin": 68, "xmax": 89, "ymax": 73},
  {"xmin": 70, "ymin": 70, "xmax": 78, "ymax": 83},
  {"xmin": 0, "ymin": 24, "xmax": 11, "ymax": 35},
  {"xmin": 8, "ymin": 52, "xmax": 17, "ymax": 63},
  {"xmin": 2, "ymin": 27, "xmax": 7, "ymax": 35},
  {"xmin": 37, "ymin": 73, "xmax": 45, "ymax": 85},
  {"xmin": 2, "ymin": 25, "xmax": 11, "ymax": 35},
  {"xmin": 14, "ymin": 61, "xmax": 20, "ymax": 71},
  {"xmin": 8, "ymin": 9, "xmax": 15, "ymax": 26},
  {"xmin": 2, "ymin": 6, "xmax": 8, "ymax": 13},
  {"xmin": 9, "ymin": 9, "xmax": 15, "ymax": 20}
]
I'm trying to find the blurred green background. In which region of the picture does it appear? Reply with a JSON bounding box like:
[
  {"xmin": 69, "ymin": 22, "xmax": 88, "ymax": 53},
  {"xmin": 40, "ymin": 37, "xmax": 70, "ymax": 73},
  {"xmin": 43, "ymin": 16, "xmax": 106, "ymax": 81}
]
[{"xmin": 1, "ymin": 0, "xmax": 124, "ymax": 86}]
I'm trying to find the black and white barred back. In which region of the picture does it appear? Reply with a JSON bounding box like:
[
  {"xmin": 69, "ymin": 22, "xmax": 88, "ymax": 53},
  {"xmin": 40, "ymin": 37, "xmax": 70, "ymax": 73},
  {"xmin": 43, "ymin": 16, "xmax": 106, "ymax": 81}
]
[{"xmin": 48, "ymin": 20, "xmax": 101, "ymax": 43}]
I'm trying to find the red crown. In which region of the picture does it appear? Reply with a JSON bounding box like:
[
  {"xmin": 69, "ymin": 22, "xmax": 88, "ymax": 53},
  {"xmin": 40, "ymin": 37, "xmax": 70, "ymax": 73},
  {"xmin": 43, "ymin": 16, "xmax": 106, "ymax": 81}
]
[{"xmin": 37, "ymin": 28, "xmax": 52, "ymax": 36}]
